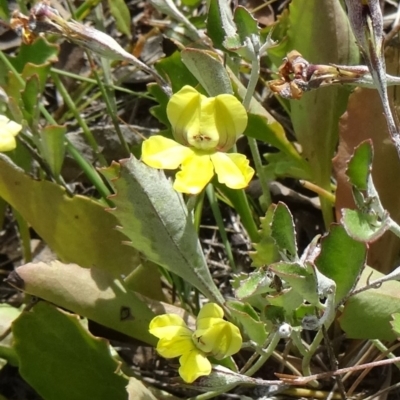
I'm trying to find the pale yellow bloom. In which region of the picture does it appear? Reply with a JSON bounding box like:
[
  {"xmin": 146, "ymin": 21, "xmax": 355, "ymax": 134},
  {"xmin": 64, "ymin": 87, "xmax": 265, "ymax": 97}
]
[
  {"xmin": 0, "ymin": 115, "xmax": 22, "ymax": 152},
  {"xmin": 149, "ymin": 303, "xmax": 242, "ymax": 383},
  {"xmin": 142, "ymin": 86, "xmax": 254, "ymax": 194}
]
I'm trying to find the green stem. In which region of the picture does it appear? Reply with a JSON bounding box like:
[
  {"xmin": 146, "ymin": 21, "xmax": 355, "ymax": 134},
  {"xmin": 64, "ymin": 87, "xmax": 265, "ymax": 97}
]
[
  {"xmin": 242, "ymin": 59, "xmax": 259, "ymax": 111},
  {"xmin": 242, "ymin": 58, "xmax": 271, "ymax": 209},
  {"xmin": 372, "ymin": 339, "xmax": 400, "ymax": 370},
  {"xmin": 51, "ymin": 71, "xmax": 108, "ymax": 166},
  {"xmin": 301, "ymin": 329, "xmax": 323, "ymax": 388},
  {"xmin": 206, "ymin": 184, "xmax": 237, "ymax": 271},
  {"xmin": 234, "ymin": 189, "xmax": 260, "ymax": 243},
  {"xmin": 188, "ymin": 384, "xmax": 237, "ymax": 400},
  {"xmin": 65, "ymin": 140, "xmax": 112, "ymax": 202},
  {"xmin": 389, "ymin": 218, "xmax": 400, "ymax": 239},
  {"xmin": 244, "ymin": 331, "xmax": 280, "ymax": 376},
  {"xmin": 248, "ymin": 137, "xmax": 271, "ymax": 208},
  {"xmin": 51, "ymin": 68, "xmax": 152, "ymax": 98},
  {"xmin": 92, "ymin": 8, "xmax": 130, "ymax": 155}
]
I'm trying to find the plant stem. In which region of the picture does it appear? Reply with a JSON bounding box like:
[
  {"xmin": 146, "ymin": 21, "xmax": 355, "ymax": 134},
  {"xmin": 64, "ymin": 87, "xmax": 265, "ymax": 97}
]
[
  {"xmin": 206, "ymin": 184, "xmax": 237, "ymax": 271},
  {"xmin": 244, "ymin": 331, "xmax": 280, "ymax": 376},
  {"xmin": 51, "ymin": 71, "xmax": 108, "ymax": 167},
  {"xmin": 233, "ymin": 188, "xmax": 260, "ymax": 243},
  {"xmin": 242, "ymin": 58, "xmax": 271, "ymax": 208}
]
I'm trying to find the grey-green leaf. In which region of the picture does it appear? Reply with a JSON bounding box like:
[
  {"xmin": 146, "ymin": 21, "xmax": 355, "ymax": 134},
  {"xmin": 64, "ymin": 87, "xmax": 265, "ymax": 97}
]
[
  {"xmin": 181, "ymin": 49, "xmax": 233, "ymax": 96},
  {"xmin": 100, "ymin": 158, "xmax": 224, "ymax": 304},
  {"xmin": 271, "ymin": 202, "xmax": 298, "ymax": 260}
]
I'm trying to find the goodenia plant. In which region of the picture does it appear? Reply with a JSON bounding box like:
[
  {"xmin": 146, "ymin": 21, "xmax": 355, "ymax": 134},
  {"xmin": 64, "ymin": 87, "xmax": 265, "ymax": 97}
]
[{"xmin": 1, "ymin": 0, "xmax": 400, "ymax": 399}]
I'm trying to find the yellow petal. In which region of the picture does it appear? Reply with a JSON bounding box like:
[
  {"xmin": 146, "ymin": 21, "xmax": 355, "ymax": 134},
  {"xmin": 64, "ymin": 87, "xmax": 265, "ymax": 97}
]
[
  {"xmin": 166, "ymin": 86, "xmax": 203, "ymax": 145},
  {"xmin": 0, "ymin": 115, "xmax": 22, "ymax": 152},
  {"xmin": 196, "ymin": 304, "xmax": 225, "ymax": 341},
  {"xmin": 211, "ymin": 152, "xmax": 254, "ymax": 189},
  {"xmin": 194, "ymin": 321, "xmax": 242, "ymax": 359},
  {"xmin": 173, "ymin": 152, "xmax": 214, "ymax": 194},
  {"xmin": 142, "ymin": 136, "xmax": 192, "ymax": 169},
  {"xmin": 0, "ymin": 115, "xmax": 22, "ymax": 136},
  {"xmin": 156, "ymin": 335, "xmax": 195, "ymax": 359},
  {"xmin": 179, "ymin": 348, "xmax": 212, "ymax": 383},
  {"xmin": 186, "ymin": 97, "xmax": 219, "ymax": 150},
  {"xmin": 0, "ymin": 132, "xmax": 17, "ymax": 152},
  {"xmin": 198, "ymin": 303, "xmax": 224, "ymax": 320},
  {"xmin": 213, "ymin": 94, "xmax": 247, "ymax": 152},
  {"xmin": 149, "ymin": 314, "xmax": 192, "ymax": 340}
]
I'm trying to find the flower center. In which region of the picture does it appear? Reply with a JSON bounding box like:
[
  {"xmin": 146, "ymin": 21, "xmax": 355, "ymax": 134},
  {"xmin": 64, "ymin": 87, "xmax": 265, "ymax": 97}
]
[{"xmin": 188, "ymin": 132, "xmax": 218, "ymax": 151}]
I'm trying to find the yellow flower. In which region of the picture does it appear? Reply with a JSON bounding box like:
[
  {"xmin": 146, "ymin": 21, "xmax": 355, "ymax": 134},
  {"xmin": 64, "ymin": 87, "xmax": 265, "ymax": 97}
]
[
  {"xmin": 142, "ymin": 85, "xmax": 254, "ymax": 194},
  {"xmin": 149, "ymin": 303, "xmax": 242, "ymax": 383},
  {"xmin": 0, "ymin": 115, "xmax": 22, "ymax": 152}
]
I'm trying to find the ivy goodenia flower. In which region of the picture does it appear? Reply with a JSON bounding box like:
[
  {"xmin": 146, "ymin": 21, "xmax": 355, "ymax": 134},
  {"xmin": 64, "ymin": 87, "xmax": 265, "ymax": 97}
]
[
  {"xmin": 149, "ymin": 303, "xmax": 242, "ymax": 383},
  {"xmin": 0, "ymin": 115, "xmax": 22, "ymax": 152},
  {"xmin": 141, "ymin": 85, "xmax": 254, "ymax": 194}
]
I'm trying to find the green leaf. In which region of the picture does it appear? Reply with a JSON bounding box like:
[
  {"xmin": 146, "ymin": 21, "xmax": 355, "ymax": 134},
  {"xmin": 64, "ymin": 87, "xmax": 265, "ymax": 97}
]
[
  {"xmin": 315, "ymin": 224, "xmax": 366, "ymax": 304},
  {"xmin": 271, "ymin": 202, "xmax": 298, "ymax": 260},
  {"xmin": 263, "ymin": 152, "xmax": 312, "ymax": 181},
  {"xmin": 390, "ymin": 313, "xmax": 400, "ymax": 338},
  {"xmin": 227, "ymin": 301, "xmax": 268, "ymax": 345},
  {"xmin": 6, "ymin": 62, "xmax": 52, "ymax": 124},
  {"xmin": 206, "ymin": 0, "xmax": 237, "ymax": 50},
  {"xmin": 339, "ymin": 266, "xmax": 400, "ymax": 340},
  {"xmin": 100, "ymin": 157, "xmax": 224, "ymax": 304},
  {"xmin": 0, "ymin": 155, "xmax": 139, "ymax": 276},
  {"xmin": 155, "ymin": 51, "xmax": 199, "ymax": 94},
  {"xmin": 181, "ymin": 49, "xmax": 233, "ymax": 96},
  {"xmin": 346, "ymin": 140, "xmax": 373, "ymax": 191},
  {"xmin": 234, "ymin": 6, "xmax": 259, "ymax": 39},
  {"xmin": 37, "ymin": 125, "xmax": 66, "ymax": 177},
  {"xmin": 251, "ymin": 204, "xmax": 280, "ymax": 267},
  {"xmin": 286, "ymin": 0, "xmax": 359, "ymax": 226},
  {"xmin": 245, "ymin": 114, "xmax": 302, "ymax": 160},
  {"xmin": 5, "ymin": 38, "xmax": 59, "ymax": 74},
  {"xmin": 108, "ymin": 0, "xmax": 132, "ymax": 38},
  {"xmin": 269, "ymin": 262, "xmax": 318, "ymax": 305},
  {"xmin": 13, "ymin": 302, "xmax": 128, "ymax": 400},
  {"xmin": 20, "ymin": 75, "xmax": 40, "ymax": 125},
  {"xmin": 8, "ymin": 261, "xmax": 156, "ymax": 345},
  {"xmin": 341, "ymin": 208, "xmax": 390, "ymax": 243},
  {"xmin": 266, "ymin": 288, "xmax": 303, "ymax": 313},
  {"xmin": 233, "ymin": 269, "xmax": 274, "ymax": 299},
  {"xmin": 0, "ymin": 0, "xmax": 10, "ymax": 20}
]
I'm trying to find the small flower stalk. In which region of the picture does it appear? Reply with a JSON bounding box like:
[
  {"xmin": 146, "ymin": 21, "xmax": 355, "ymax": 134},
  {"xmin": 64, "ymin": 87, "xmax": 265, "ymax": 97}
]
[
  {"xmin": 0, "ymin": 116, "xmax": 22, "ymax": 152},
  {"xmin": 142, "ymin": 85, "xmax": 254, "ymax": 194},
  {"xmin": 149, "ymin": 303, "xmax": 242, "ymax": 383}
]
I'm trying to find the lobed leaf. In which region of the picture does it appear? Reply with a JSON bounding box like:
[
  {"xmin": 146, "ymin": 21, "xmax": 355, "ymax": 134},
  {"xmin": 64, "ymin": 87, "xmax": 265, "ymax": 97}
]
[
  {"xmin": 315, "ymin": 224, "xmax": 366, "ymax": 304},
  {"xmin": 271, "ymin": 202, "xmax": 298, "ymax": 260},
  {"xmin": 341, "ymin": 208, "xmax": 390, "ymax": 243},
  {"xmin": 0, "ymin": 156, "xmax": 139, "ymax": 276},
  {"xmin": 340, "ymin": 266, "xmax": 400, "ymax": 340},
  {"xmin": 8, "ymin": 261, "xmax": 157, "ymax": 345},
  {"xmin": 13, "ymin": 302, "xmax": 128, "ymax": 400},
  {"xmin": 346, "ymin": 140, "xmax": 373, "ymax": 191}
]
